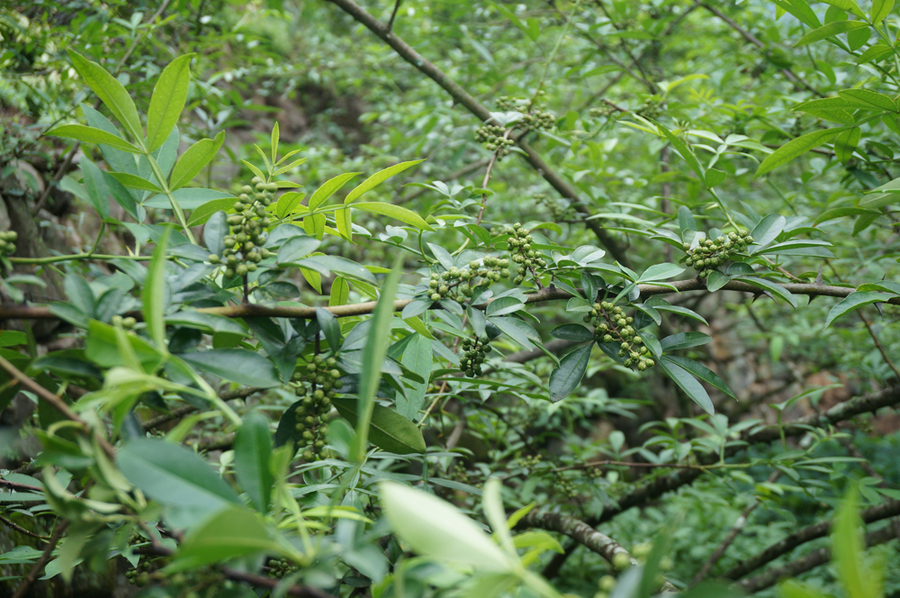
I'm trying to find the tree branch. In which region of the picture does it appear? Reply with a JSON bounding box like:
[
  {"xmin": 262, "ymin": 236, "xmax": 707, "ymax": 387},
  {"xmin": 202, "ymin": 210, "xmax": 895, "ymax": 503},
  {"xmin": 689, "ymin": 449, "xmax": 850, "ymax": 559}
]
[
  {"xmin": 587, "ymin": 384, "xmax": 900, "ymax": 526},
  {"xmin": 724, "ymin": 498, "xmax": 900, "ymax": 581},
  {"xmin": 322, "ymin": 0, "xmax": 630, "ymax": 265},
  {"xmin": 2, "ymin": 278, "xmax": 895, "ymax": 322},
  {"xmin": 11, "ymin": 519, "xmax": 68, "ymax": 598},
  {"xmin": 737, "ymin": 524, "xmax": 897, "ymax": 592}
]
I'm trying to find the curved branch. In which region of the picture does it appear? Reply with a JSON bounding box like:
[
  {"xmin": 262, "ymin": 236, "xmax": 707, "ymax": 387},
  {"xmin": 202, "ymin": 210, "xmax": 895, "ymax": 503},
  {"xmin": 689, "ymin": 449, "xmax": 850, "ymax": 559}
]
[
  {"xmin": 723, "ymin": 497, "xmax": 900, "ymax": 581},
  {"xmin": 518, "ymin": 510, "xmax": 678, "ymax": 592},
  {"xmin": 737, "ymin": 524, "xmax": 896, "ymax": 592},
  {"xmin": 588, "ymin": 384, "xmax": 900, "ymax": 526},
  {"xmin": 1, "ymin": 277, "xmax": 895, "ymax": 322},
  {"xmin": 322, "ymin": 0, "xmax": 630, "ymax": 264}
]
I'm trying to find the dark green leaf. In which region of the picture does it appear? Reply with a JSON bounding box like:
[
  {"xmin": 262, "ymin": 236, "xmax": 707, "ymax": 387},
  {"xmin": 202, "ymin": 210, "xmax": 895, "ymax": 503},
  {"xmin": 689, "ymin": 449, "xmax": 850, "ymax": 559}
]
[
  {"xmin": 824, "ymin": 291, "xmax": 892, "ymax": 328},
  {"xmin": 180, "ymin": 349, "xmax": 282, "ymax": 387},
  {"xmin": 756, "ymin": 129, "xmax": 843, "ymax": 176},
  {"xmin": 549, "ymin": 343, "xmax": 592, "ymax": 402},
  {"xmin": 233, "ymin": 412, "xmax": 274, "ymax": 513},
  {"xmin": 659, "ymin": 358, "xmax": 714, "ymax": 414},
  {"xmin": 663, "ymin": 355, "xmax": 735, "ymax": 399},
  {"xmin": 550, "ymin": 324, "xmax": 594, "ymax": 342},
  {"xmin": 333, "ymin": 398, "xmax": 426, "ymax": 454}
]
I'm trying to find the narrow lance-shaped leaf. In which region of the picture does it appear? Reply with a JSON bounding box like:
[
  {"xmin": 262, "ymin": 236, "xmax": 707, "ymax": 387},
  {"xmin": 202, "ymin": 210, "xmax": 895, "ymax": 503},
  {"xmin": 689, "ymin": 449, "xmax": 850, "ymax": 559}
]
[
  {"xmin": 332, "ymin": 398, "xmax": 426, "ymax": 454},
  {"xmin": 795, "ymin": 20, "xmax": 869, "ymax": 47},
  {"xmin": 46, "ymin": 124, "xmax": 141, "ymax": 153},
  {"xmin": 143, "ymin": 227, "xmax": 171, "ymax": 352},
  {"xmin": 232, "ymin": 412, "xmax": 274, "ymax": 513},
  {"xmin": 146, "ymin": 54, "xmax": 194, "ymax": 152},
  {"xmin": 169, "ymin": 132, "xmax": 225, "ymax": 191},
  {"xmin": 659, "ymin": 357, "xmax": 714, "ymax": 415},
  {"xmin": 354, "ymin": 255, "xmax": 404, "ymax": 461},
  {"xmin": 756, "ymin": 128, "xmax": 843, "ymax": 176},
  {"xmin": 69, "ymin": 51, "xmax": 143, "ymax": 143}
]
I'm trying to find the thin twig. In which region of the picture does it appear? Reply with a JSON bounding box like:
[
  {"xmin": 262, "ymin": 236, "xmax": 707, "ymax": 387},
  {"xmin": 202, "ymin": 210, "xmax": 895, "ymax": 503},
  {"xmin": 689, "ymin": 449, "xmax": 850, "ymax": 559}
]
[
  {"xmin": 0, "ymin": 514, "xmax": 50, "ymax": 544},
  {"xmin": 0, "ymin": 354, "xmax": 116, "ymax": 459},
  {"xmin": 11, "ymin": 519, "xmax": 68, "ymax": 598},
  {"xmin": 690, "ymin": 470, "xmax": 782, "ymax": 586},
  {"xmin": 858, "ymin": 310, "xmax": 900, "ymax": 380}
]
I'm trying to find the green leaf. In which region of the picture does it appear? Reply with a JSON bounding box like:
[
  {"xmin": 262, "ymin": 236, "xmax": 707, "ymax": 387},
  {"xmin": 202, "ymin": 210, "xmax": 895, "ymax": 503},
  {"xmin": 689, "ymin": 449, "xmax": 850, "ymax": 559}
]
[
  {"xmin": 47, "ymin": 124, "xmax": 141, "ymax": 153},
  {"xmin": 756, "ymin": 128, "xmax": 843, "ymax": 176},
  {"xmin": 180, "ymin": 349, "xmax": 282, "ymax": 387},
  {"xmin": 187, "ymin": 197, "xmax": 235, "ymax": 227},
  {"xmin": 771, "ymin": 0, "xmax": 821, "ymax": 28},
  {"xmin": 837, "ymin": 89, "xmax": 897, "ymax": 112},
  {"xmin": 659, "ymin": 357, "xmax": 714, "ymax": 414},
  {"xmin": 655, "ymin": 121, "xmax": 705, "ymax": 182},
  {"xmin": 352, "ymin": 201, "xmax": 434, "ymax": 231},
  {"xmin": 233, "ymin": 412, "xmax": 274, "ymax": 513},
  {"xmin": 166, "ymin": 505, "xmax": 282, "ymax": 573},
  {"xmin": 637, "ymin": 262, "xmax": 684, "ymax": 283},
  {"xmin": 660, "ymin": 332, "xmax": 711, "ymax": 351},
  {"xmin": 832, "ymin": 488, "xmax": 881, "ymax": 598},
  {"xmin": 489, "ymin": 316, "xmax": 539, "ymax": 348},
  {"xmin": 69, "ymin": 51, "xmax": 143, "ymax": 143},
  {"xmin": 275, "ymin": 191, "xmax": 305, "ymax": 219},
  {"xmin": 834, "ymin": 126, "xmax": 861, "ymax": 162},
  {"xmin": 79, "ymin": 158, "xmax": 111, "ymax": 218},
  {"xmin": 550, "ymin": 324, "xmax": 594, "ymax": 342},
  {"xmin": 58, "ymin": 521, "xmax": 102, "ymax": 583},
  {"xmin": 143, "ymin": 228, "xmax": 171, "ymax": 351},
  {"xmin": 344, "ymin": 159, "xmax": 425, "ymax": 204},
  {"xmin": 332, "ymin": 399, "xmax": 426, "ymax": 454},
  {"xmin": 663, "ymin": 355, "xmax": 735, "ymax": 399},
  {"xmin": 549, "ymin": 343, "xmax": 592, "ymax": 402},
  {"xmin": 871, "ymin": 0, "xmax": 895, "ymax": 24},
  {"xmin": 276, "ymin": 235, "xmax": 320, "ymax": 264},
  {"xmin": 117, "ymin": 438, "xmax": 240, "ymax": 525},
  {"xmin": 398, "ymin": 333, "xmax": 432, "ymax": 419},
  {"xmin": 736, "ymin": 276, "xmax": 798, "ymax": 308},
  {"xmin": 819, "ymin": 0, "xmax": 865, "ymax": 18},
  {"xmin": 107, "ymin": 171, "xmax": 162, "ymax": 193},
  {"xmin": 824, "ymin": 291, "xmax": 892, "ymax": 328},
  {"xmin": 749, "ymin": 214, "xmax": 786, "ymax": 252},
  {"xmin": 795, "ymin": 20, "xmax": 869, "ymax": 47},
  {"xmin": 379, "ymin": 481, "xmax": 514, "ymax": 572},
  {"xmin": 485, "ymin": 296, "xmax": 524, "ymax": 317},
  {"xmin": 169, "ymin": 132, "xmax": 225, "ymax": 191},
  {"xmin": 354, "ymin": 255, "xmax": 403, "ymax": 461},
  {"xmin": 147, "ymin": 54, "xmax": 193, "ymax": 152},
  {"xmin": 308, "ymin": 172, "xmax": 360, "ymax": 210}
]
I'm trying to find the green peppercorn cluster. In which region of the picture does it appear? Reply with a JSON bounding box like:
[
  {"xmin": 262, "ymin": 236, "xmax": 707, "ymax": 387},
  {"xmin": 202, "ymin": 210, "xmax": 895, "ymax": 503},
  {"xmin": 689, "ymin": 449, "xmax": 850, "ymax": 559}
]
[
  {"xmin": 289, "ymin": 356, "xmax": 342, "ymax": 461},
  {"xmin": 474, "ymin": 123, "xmax": 514, "ymax": 155},
  {"xmin": 208, "ymin": 176, "xmax": 274, "ymax": 278},
  {"xmin": 426, "ymin": 257, "xmax": 511, "ymax": 302},
  {"xmin": 587, "ymin": 302, "xmax": 655, "ymax": 371},
  {"xmin": 495, "ymin": 95, "xmax": 555, "ymax": 131},
  {"xmin": 636, "ymin": 97, "xmax": 662, "ymax": 120},
  {"xmin": 460, "ymin": 335, "xmax": 490, "ymax": 377},
  {"xmin": 111, "ymin": 315, "xmax": 137, "ymax": 329},
  {"xmin": 0, "ymin": 230, "xmax": 17, "ymax": 256},
  {"xmin": 505, "ymin": 223, "xmax": 546, "ymax": 285},
  {"xmin": 518, "ymin": 453, "xmax": 542, "ymax": 468},
  {"xmin": 556, "ymin": 477, "xmax": 578, "ymax": 498},
  {"xmin": 125, "ymin": 558, "xmax": 152, "ymax": 587},
  {"xmin": 536, "ymin": 194, "xmax": 577, "ymax": 222},
  {"xmin": 589, "ymin": 105, "xmax": 617, "ymax": 119},
  {"xmin": 268, "ymin": 557, "xmax": 299, "ymax": 579},
  {"xmin": 682, "ymin": 230, "xmax": 753, "ymax": 278}
]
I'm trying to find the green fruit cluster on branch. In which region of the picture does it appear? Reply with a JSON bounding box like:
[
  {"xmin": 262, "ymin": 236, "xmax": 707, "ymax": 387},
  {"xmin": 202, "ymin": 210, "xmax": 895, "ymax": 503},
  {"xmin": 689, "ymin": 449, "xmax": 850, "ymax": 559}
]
[
  {"xmin": 0, "ymin": 230, "xmax": 17, "ymax": 256},
  {"xmin": 474, "ymin": 123, "xmax": 513, "ymax": 155},
  {"xmin": 682, "ymin": 230, "xmax": 753, "ymax": 278},
  {"xmin": 505, "ymin": 223, "xmax": 546, "ymax": 285},
  {"xmin": 208, "ymin": 176, "xmax": 273, "ymax": 278},
  {"xmin": 460, "ymin": 335, "xmax": 490, "ymax": 377},
  {"xmin": 426, "ymin": 256, "xmax": 511, "ymax": 302},
  {"xmin": 535, "ymin": 193, "xmax": 577, "ymax": 222},
  {"xmin": 588, "ymin": 302, "xmax": 654, "ymax": 371},
  {"xmin": 495, "ymin": 95, "xmax": 555, "ymax": 131},
  {"xmin": 289, "ymin": 355, "xmax": 342, "ymax": 461}
]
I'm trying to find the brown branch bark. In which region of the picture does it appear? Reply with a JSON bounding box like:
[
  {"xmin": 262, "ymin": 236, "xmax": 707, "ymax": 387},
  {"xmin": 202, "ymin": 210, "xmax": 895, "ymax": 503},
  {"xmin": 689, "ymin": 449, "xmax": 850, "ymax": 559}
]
[
  {"xmin": 737, "ymin": 524, "xmax": 897, "ymax": 592},
  {"xmin": 2, "ymin": 278, "xmax": 895, "ymax": 322},
  {"xmin": 723, "ymin": 498, "xmax": 900, "ymax": 581},
  {"xmin": 11, "ymin": 519, "xmax": 68, "ymax": 598},
  {"xmin": 322, "ymin": 0, "xmax": 630, "ymax": 265},
  {"xmin": 587, "ymin": 384, "xmax": 900, "ymax": 526}
]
